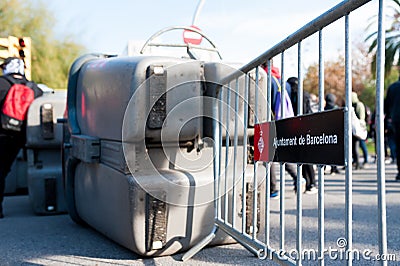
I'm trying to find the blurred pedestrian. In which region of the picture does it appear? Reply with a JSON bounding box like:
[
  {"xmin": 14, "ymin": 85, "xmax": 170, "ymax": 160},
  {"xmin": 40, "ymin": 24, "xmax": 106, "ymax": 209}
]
[
  {"xmin": 261, "ymin": 62, "xmax": 294, "ymax": 197},
  {"xmin": 384, "ymin": 75, "xmax": 400, "ymax": 181},
  {"xmin": 351, "ymin": 92, "xmax": 366, "ymax": 170},
  {"xmin": 288, "ymin": 77, "xmax": 317, "ymax": 194},
  {"xmin": 309, "ymin": 93, "xmax": 319, "ymax": 113},
  {"xmin": 324, "ymin": 93, "xmax": 341, "ymax": 175},
  {"xmin": 385, "ymin": 116, "xmax": 396, "ymax": 164},
  {"xmin": 360, "ymin": 105, "xmax": 371, "ymax": 166},
  {"xmin": 0, "ymin": 57, "xmax": 42, "ymax": 218}
]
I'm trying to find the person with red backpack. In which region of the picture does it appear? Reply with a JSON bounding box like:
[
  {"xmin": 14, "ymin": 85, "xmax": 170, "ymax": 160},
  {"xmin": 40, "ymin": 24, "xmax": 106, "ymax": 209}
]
[{"xmin": 0, "ymin": 57, "xmax": 42, "ymax": 218}]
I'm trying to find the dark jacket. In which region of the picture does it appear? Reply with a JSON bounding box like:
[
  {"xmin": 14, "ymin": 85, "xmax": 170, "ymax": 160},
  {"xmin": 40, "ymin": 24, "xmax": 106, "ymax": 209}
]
[
  {"xmin": 288, "ymin": 77, "xmax": 313, "ymax": 115},
  {"xmin": 385, "ymin": 78, "xmax": 400, "ymax": 125},
  {"xmin": 324, "ymin": 93, "xmax": 337, "ymax": 111}
]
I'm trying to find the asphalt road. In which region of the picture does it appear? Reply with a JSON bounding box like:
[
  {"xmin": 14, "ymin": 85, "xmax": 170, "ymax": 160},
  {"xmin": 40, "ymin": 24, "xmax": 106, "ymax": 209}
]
[{"xmin": 0, "ymin": 162, "xmax": 399, "ymax": 265}]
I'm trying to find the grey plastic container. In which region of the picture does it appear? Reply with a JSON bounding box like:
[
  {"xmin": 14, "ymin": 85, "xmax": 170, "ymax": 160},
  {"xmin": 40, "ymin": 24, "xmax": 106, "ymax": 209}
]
[
  {"xmin": 26, "ymin": 90, "xmax": 67, "ymax": 214},
  {"xmin": 4, "ymin": 150, "xmax": 27, "ymax": 194},
  {"xmin": 64, "ymin": 55, "xmax": 265, "ymax": 256}
]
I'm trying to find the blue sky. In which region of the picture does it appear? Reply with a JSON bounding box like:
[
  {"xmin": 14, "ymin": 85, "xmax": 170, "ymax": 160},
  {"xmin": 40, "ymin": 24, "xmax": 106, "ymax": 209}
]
[{"xmin": 39, "ymin": 0, "xmax": 378, "ymax": 76}]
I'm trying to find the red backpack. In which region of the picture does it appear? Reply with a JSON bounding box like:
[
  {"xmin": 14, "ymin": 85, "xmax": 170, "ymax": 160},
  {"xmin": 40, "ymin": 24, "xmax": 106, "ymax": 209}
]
[{"xmin": 1, "ymin": 76, "xmax": 36, "ymax": 132}]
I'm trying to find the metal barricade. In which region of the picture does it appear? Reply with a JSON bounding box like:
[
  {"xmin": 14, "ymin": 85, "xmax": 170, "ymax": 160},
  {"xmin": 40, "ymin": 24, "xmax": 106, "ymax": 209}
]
[{"xmin": 183, "ymin": 0, "xmax": 386, "ymax": 265}]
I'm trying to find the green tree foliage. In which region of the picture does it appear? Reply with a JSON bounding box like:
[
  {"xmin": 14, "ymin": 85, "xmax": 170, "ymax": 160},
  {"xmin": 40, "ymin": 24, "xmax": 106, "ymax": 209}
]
[
  {"xmin": 0, "ymin": 0, "xmax": 85, "ymax": 89},
  {"xmin": 303, "ymin": 43, "xmax": 374, "ymax": 108},
  {"xmin": 366, "ymin": 0, "xmax": 400, "ymax": 77},
  {"xmin": 361, "ymin": 68, "xmax": 398, "ymax": 113}
]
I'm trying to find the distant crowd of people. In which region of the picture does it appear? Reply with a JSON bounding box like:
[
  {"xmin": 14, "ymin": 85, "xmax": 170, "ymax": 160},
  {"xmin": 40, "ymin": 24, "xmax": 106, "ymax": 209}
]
[{"xmin": 260, "ymin": 62, "xmax": 400, "ymax": 199}]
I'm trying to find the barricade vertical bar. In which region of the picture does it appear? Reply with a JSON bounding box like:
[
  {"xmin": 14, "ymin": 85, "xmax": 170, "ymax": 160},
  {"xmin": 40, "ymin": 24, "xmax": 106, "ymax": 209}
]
[
  {"xmin": 218, "ymin": 88, "xmax": 224, "ymax": 220},
  {"xmin": 266, "ymin": 60, "xmax": 272, "ymax": 122},
  {"xmin": 255, "ymin": 67, "xmax": 259, "ymax": 124},
  {"xmin": 297, "ymin": 51, "xmax": 303, "ymax": 117},
  {"xmin": 232, "ymin": 78, "xmax": 240, "ymax": 228},
  {"xmin": 265, "ymin": 162, "xmax": 271, "ymax": 246},
  {"xmin": 252, "ymin": 67, "xmax": 259, "ymax": 240},
  {"xmin": 280, "ymin": 52, "xmax": 286, "ymax": 117},
  {"xmin": 344, "ymin": 14, "xmax": 353, "ymax": 266},
  {"xmin": 214, "ymin": 91, "xmax": 221, "ymax": 221},
  {"xmin": 296, "ymin": 165, "xmax": 302, "ymax": 266},
  {"xmin": 297, "ymin": 45, "xmax": 305, "ymax": 263},
  {"xmin": 317, "ymin": 29, "xmax": 325, "ymax": 266},
  {"xmin": 296, "ymin": 41, "xmax": 303, "ymax": 266},
  {"xmin": 296, "ymin": 46, "xmax": 303, "ymax": 262},
  {"xmin": 181, "ymin": 87, "xmax": 221, "ymax": 262},
  {"xmin": 317, "ymin": 165, "xmax": 325, "ymax": 261},
  {"xmin": 265, "ymin": 61, "xmax": 272, "ymax": 247},
  {"xmin": 280, "ymin": 52, "xmax": 286, "ymax": 250},
  {"xmin": 296, "ymin": 170, "xmax": 303, "ymax": 265},
  {"xmin": 375, "ymin": 1, "xmax": 387, "ymax": 264},
  {"xmin": 224, "ymin": 84, "xmax": 231, "ymax": 225},
  {"xmin": 280, "ymin": 165, "xmax": 286, "ymax": 246},
  {"xmin": 318, "ymin": 30, "xmax": 325, "ymax": 112},
  {"xmin": 241, "ymin": 74, "xmax": 250, "ymax": 234}
]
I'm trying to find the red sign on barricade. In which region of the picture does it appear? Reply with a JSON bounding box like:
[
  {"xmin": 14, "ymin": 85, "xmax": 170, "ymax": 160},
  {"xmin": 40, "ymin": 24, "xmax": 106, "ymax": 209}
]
[{"xmin": 254, "ymin": 122, "xmax": 274, "ymax": 162}]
